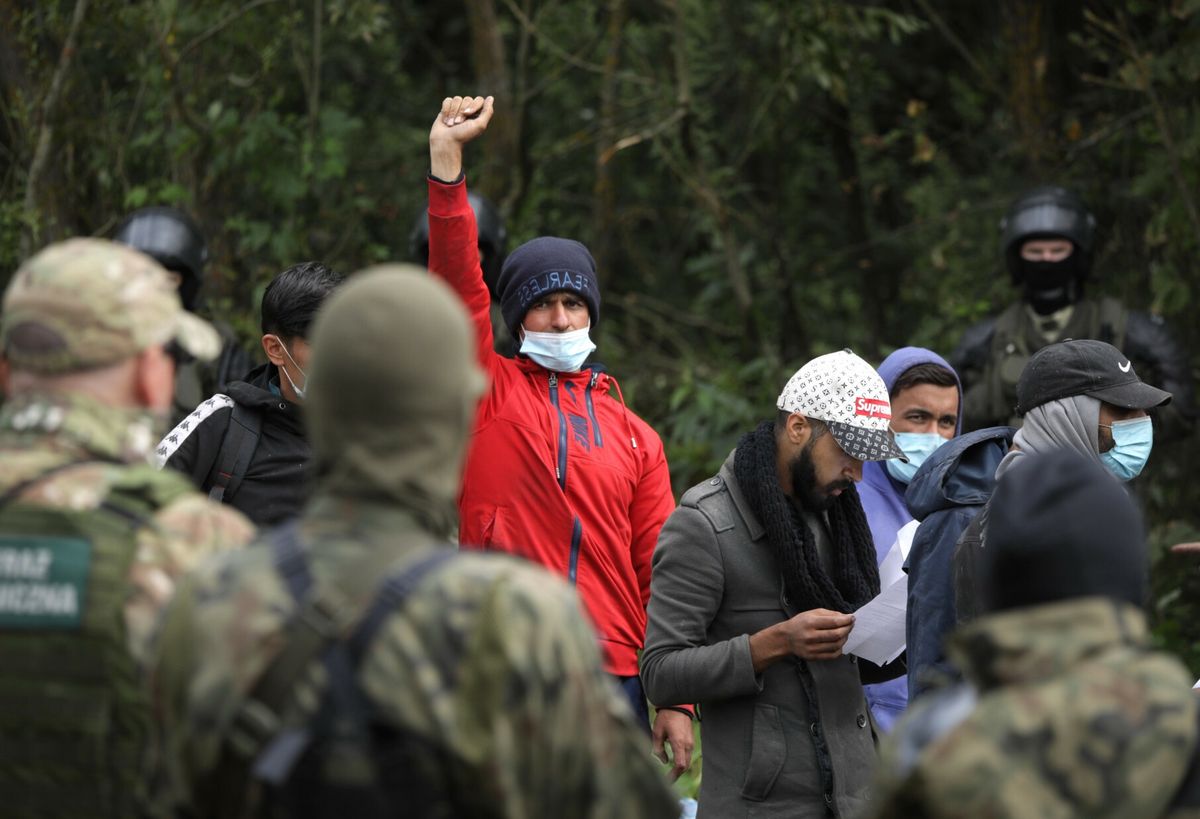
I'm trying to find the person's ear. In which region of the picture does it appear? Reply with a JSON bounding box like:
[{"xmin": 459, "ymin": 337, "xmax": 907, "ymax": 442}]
[
  {"xmin": 134, "ymin": 346, "xmax": 175, "ymax": 413},
  {"xmin": 262, "ymin": 334, "xmax": 286, "ymax": 367},
  {"xmin": 785, "ymin": 412, "xmax": 812, "ymax": 447}
]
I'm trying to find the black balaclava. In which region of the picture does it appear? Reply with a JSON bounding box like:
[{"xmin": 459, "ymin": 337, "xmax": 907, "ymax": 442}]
[{"xmin": 1018, "ymin": 248, "xmax": 1085, "ymax": 316}]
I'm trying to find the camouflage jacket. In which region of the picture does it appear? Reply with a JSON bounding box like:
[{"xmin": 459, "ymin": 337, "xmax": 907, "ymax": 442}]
[
  {"xmin": 148, "ymin": 495, "xmax": 679, "ymax": 819},
  {"xmin": 0, "ymin": 392, "xmax": 254, "ymax": 664},
  {"xmin": 870, "ymin": 597, "xmax": 1198, "ymax": 819}
]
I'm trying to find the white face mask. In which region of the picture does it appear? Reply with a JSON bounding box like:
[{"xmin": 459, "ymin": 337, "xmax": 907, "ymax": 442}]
[
  {"xmin": 519, "ymin": 324, "xmax": 596, "ymax": 372},
  {"xmin": 269, "ymin": 335, "xmax": 308, "ymax": 400}
]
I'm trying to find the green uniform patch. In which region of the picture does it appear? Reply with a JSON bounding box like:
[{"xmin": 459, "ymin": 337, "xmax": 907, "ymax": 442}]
[{"xmin": 0, "ymin": 535, "xmax": 91, "ymax": 628}]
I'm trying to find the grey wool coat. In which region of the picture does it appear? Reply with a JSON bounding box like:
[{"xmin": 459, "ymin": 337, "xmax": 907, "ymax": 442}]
[{"xmin": 641, "ymin": 452, "xmax": 878, "ymax": 819}]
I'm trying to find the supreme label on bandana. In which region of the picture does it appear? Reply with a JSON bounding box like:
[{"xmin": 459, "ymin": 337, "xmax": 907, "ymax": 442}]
[
  {"xmin": 0, "ymin": 535, "xmax": 91, "ymax": 629},
  {"xmin": 854, "ymin": 397, "xmax": 891, "ymax": 420}
]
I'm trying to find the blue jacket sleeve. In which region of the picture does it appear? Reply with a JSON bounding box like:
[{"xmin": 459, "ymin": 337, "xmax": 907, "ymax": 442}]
[{"xmin": 905, "ymin": 506, "xmax": 976, "ymax": 701}]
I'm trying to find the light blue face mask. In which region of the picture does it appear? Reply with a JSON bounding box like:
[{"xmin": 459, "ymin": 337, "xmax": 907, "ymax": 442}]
[
  {"xmin": 886, "ymin": 431, "xmax": 949, "ymax": 484},
  {"xmin": 1099, "ymin": 416, "xmax": 1153, "ymax": 482},
  {"xmin": 519, "ymin": 324, "xmax": 596, "ymax": 372}
]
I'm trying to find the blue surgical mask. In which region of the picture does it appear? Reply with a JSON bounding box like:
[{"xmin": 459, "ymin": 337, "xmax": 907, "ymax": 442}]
[
  {"xmin": 1099, "ymin": 416, "xmax": 1153, "ymax": 482},
  {"xmin": 270, "ymin": 335, "xmax": 308, "ymax": 401},
  {"xmin": 519, "ymin": 324, "xmax": 596, "ymax": 372},
  {"xmin": 886, "ymin": 431, "xmax": 949, "ymax": 484}
]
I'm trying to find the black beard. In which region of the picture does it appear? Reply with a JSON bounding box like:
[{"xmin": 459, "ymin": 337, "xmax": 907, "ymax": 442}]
[{"xmin": 790, "ymin": 437, "xmax": 853, "ymax": 512}]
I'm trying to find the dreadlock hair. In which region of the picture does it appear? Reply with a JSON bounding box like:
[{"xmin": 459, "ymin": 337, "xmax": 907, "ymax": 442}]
[{"xmin": 737, "ymin": 418, "xmax": 879, "ymax": 612}]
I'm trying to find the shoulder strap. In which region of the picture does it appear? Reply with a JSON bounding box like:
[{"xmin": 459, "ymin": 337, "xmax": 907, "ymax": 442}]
[
  {"xmin": 1097, "ymin": 297, "xmax": 1128, "ymax": 348},
  {"xmin": 348, "ymin": 549, "xmax": 457, "ymax": 665},
  {"xmin": 206, "ymin": 527, "xmax": 455, "ymax": 817},
  {"xmin": 209, "ymin": 402, "xmax": 263, "ymax": 504}
]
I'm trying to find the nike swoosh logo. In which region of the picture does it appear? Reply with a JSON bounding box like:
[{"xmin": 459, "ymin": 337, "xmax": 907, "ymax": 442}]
[{"xmin": 1119, "ymin": 361, "xmax": 1132, "ymax": 373}]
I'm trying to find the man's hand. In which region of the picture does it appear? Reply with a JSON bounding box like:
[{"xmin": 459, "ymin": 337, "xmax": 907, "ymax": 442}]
[
  {"xmin": 651, "ymin": 708, "xmax": 695, "ymax": 782},
  {"xmin": 750, "ymin": 608, "xmax": 855, "ymax": 671},
  {"xmin": 429, "ymin": 95, "xmax": 495, "ymax": 182},
  {"xmin": 1172, "ymin": 542, "xmax": 1200, "ymax": 554}
]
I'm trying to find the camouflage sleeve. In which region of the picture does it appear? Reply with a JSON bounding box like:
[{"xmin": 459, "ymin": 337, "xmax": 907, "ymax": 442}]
[
  {"xmin": 144, "ymin": 545, "xmax": 288, "ymax": 818},
  {"xmin": 361, "ymin": 558, "xmax": 680, "ymax": 819},
  {"xmin": 126, "ymin": 495, "xmax": 255, "ymax": 664}
]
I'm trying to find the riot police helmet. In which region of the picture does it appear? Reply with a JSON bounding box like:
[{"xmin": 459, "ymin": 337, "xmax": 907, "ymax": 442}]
[
  {"xmin": 1000, "ymin": 186, "xmax": 1096, "ymax": 285},
  {"xmin": 113, "ymin": 206, "xmax": 208, "ymax": 311}
]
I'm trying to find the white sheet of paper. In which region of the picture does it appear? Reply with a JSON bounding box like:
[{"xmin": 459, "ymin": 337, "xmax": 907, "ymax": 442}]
[
  {"xmin": 877, "ymin": 519, "xmax": 920, "ymax": 590},
  {"xmin": 1194, "ymin": 678, "xmax": 1200, "ymax": 690},
  {"xmin": 842, "ymin": 575, "xmax": 908, "ymax": 665}
]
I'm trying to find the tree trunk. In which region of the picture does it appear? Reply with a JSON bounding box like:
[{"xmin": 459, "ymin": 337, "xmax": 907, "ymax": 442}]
[
  {"xmin": 1001, "ymin": 0, "xmax": 1053, "ymax": 173},
  {"xmin": 593, "ymin": 0, "xmax": 626, "ymax": 279},
  {"xmin": 464, "ymin": 0, "xmax": 518, "ymax": 203},
  {"xmin": 20, "ymin": 0, "xmax": 89, "ymax": 257}
]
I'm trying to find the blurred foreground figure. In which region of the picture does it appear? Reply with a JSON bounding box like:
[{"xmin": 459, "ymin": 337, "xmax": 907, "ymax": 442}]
[
  {"xmin": 114, "ymin": 206, "xmax": 255, "ymax": 424},
  {"xmin": 0, "ymin": 238, "xmax": 253, "ymax": 817},
  {"xmin": 951, "ymin": 186, "xmax": 1192, "ymax": 435},
  {"xmin": 148, "ymin": 266, "xmax": 679, "ymax": 819},
  {"xmin": 871, "ymin": 449, "xmax": 1200, "ymax": 819}
]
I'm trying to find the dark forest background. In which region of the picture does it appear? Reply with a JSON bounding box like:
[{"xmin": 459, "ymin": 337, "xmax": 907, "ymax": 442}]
[{"xmin": 4, "ymin": 0, "xmax": 1200, "ymax": 674}]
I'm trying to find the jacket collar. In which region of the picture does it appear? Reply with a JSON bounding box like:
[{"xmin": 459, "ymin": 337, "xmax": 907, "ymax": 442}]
[
  {"xmin": 514, "ymin": 355, "xmax": 610, "ymax": 388},
  {"xmin": 948, "ymin": 597, "xmax": 1149, "ymax": 691},
  {"xmin": 719, "ymin": 450, "xmax": 765, "ymax": 541}
]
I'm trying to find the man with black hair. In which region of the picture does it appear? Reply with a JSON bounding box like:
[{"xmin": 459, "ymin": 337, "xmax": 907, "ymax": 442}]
[
  {"xmin": 155, "ymin": 261, "xmax": 344, "ymax": 527},
  {"xmin": 642, "ymin": 350, "xmax": 908, "ymax": 818},
  {"xmin": 113, "ymin": 206, "xmax": 255, "ymax": 424}
]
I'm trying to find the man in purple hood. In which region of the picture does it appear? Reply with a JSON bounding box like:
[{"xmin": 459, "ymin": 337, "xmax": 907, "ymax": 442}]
[{"xmin": 858, "ymin": 347, "xmax": 962, "ymax": 731}]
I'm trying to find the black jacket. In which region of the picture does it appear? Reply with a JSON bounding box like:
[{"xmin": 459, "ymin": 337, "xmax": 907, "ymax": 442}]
[{"xmin": 156, "ymin": 363, "xmax": 309, "ymax": 527}]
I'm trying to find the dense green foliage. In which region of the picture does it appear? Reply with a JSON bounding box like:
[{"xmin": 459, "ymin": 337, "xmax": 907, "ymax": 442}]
[{"xmin": 4, "ymin": 0, "xmax": 1200, "ymax": 737}]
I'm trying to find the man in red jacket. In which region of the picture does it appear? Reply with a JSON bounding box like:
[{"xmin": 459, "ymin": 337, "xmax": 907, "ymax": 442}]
[{"xmin": 427, "ymin": 95, "xmax": 693, "ymax": 778}]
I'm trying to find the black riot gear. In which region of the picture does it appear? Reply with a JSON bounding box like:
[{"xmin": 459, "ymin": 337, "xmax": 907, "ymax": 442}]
[
  {"xmin": 114, "ymin": 206, "xmax": 208, "ymax": 312},
  {"xmin": 1000, "ymin": 187, "xmax": 1097, "ymax": 315},
  {"xmin": 410, "ymin": 192, "xmax": 508, "ymax": 295}
]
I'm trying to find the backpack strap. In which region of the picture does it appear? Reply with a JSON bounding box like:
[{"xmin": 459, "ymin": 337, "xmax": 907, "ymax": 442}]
[
  {"xmin": 205, "ymin": 524, "xmax": 455, "ymax": 818},
  {"xmin": 208, "ymin": 402, "xmax": 263, "ymax": 504},
  {"xmin": 348, "ymin": 549, "xmax": 457, "ymax": 665}
]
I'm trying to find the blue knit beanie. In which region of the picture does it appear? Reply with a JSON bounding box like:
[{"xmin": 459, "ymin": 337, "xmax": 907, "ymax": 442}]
[{"xmin": 497, "ymin": 236, "xmax": 600, "ymax": 338}]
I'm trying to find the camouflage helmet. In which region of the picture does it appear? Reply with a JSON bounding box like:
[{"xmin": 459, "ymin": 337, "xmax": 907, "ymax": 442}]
[
  {"xmin": 2, "ymin": 237, "xmax": 221, "ymax": 374},
  {"xmin": 1000, "ymin": 186, "xmax": 1097, "ymax": 284},
  {"xmin": 113, "ymin": 206, "xmax": 208, "ymax": 310},
  {"xmin": 409, "ymin": 192, "xmax": 508, "ymax": 295}
]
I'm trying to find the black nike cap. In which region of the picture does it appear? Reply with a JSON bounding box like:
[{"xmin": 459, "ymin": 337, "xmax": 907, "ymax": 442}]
[{"xmin": 1015, "ymin": 338, "xmax": 1172, "ymax": 416}]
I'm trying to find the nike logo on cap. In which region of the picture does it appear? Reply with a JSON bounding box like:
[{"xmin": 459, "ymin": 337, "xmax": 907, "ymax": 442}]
[{"xmin": 1118, "ymin": 360, "xmax": 1132, "ymax": 373}]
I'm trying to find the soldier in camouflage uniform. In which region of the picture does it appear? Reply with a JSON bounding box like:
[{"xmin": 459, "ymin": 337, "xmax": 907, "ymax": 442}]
[
  {"xmin": 148, "ymin": 266, "xmax": 679, "ymax": 818},
  {"xmin": 0, "ymin": 238, "xmax": 255, "ymax": 817},
  {"xmin": 870, "ymin": 449, "xmax": 1199, "ymax": 819}
]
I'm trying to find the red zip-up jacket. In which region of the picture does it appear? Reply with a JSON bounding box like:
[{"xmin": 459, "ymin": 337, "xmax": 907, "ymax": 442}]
[{"xmin": 428, "ymin": 176, "xmax": 675, "ymax": 676}]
